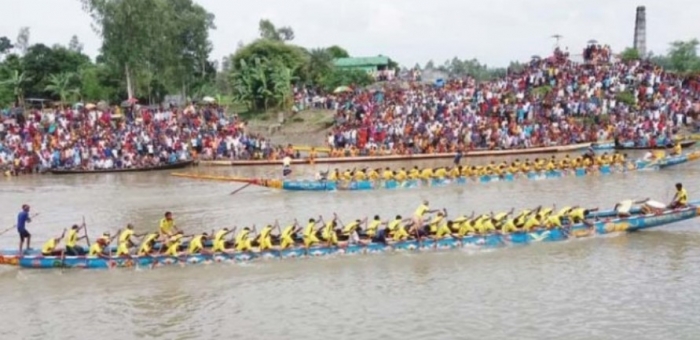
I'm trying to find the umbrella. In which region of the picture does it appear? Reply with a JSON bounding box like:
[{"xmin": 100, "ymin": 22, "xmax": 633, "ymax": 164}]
[
  {"xmin": 587, "ymin": 39, "xmax": 598, "ymax": 45},
  {"xmin": 85, "ymin": 103, "xmax": 96, "ymax": 110},
  {"xmin": 333, "ymin": 86, "xmax": 352, "ymax": 94},
  {"xmin": 531, "ymin": 55, "xmax": 541, "ymax": 60},
  {"xmin": 73, "ymin": 102, "xmax": 84, "ymax": 110},
  {"xmin": 202, "ymin": 96, "xmax": 215, "ymax": 103}
]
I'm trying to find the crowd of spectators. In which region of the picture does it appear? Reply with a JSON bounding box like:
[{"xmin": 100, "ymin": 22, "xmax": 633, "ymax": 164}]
[
  {"xmin": 322, "ymin": 46, "xmax": 700, "ymax": 156},
  {"xmin": 0, "ymin": 103, "xmax": 294, "ymax": 175},
  {"xmin": 3, "ymin": 45, "xmax": 700, "ymax": 175}
]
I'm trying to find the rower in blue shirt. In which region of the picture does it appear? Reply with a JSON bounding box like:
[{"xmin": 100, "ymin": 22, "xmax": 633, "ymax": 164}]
[{"xmin": 17, "ymin": 204, "xmax": 32, "ymax": 254}]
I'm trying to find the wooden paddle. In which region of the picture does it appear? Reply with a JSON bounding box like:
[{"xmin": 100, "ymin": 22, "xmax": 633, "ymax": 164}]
[{"xmin": 230, "ymin": 182, "xmax": 252, "ymax": 195}]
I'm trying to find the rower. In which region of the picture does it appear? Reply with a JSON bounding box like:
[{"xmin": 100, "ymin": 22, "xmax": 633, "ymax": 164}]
[
  {"xmin": 64, "ymin": 224, "xmax": 87, "ymax": 256},
  {"xmin": 614, "ymin": 198, "xmax": 650, "ymax": 217},
  {"xmin": 668, "ymin": 183, "xmax": 688, "ymax": 209},
  {"xmin": 235, "ymin": 227, "xmax": 253, "ymax": 252},
  {"xmin": 303, "ymin": 217, "xmax": 322, "ymax": 248},
  {"xmin": 88, "ymin": 238, "xmax": 110, "ymax": 258},
  {"xmin": 212, "ymin": 227, "xmax": 235, "ymax": 253},
  {"xmin": 136, "ymin": 232, "xmax": 160, "ymax": 256},
  {"xmin": 435, "ymin": 220, "xmax": 454, "ymax": 239},
  {"xmin": 257, "ymin": 224, "xmax": 274, "ymax": 251},
  {"xmin": 366, "ymin": 216, "xmax": 386, "ymax": 240},
  {"xmin": 279, "ymin": 221, "xmax": 300, "ymax": 249},
  {"xmin": 159, "ymin": 211, "xmax": 180, "ymax": 238},
  {"xmin": 164, "ymin": 232, "xmax": 186, "ymax": 256},
  {"xmin": 320, "ymin": 216, "xmax": 339, "ymax": 246},
  {"xmin": 17, "ymin": 204, "xmax": 32, "ymax": 255},
  {"xmin": 341, "ymin": 218, "xmax": 366, "ymax": 244},
  {"xmin": 389, "ymin": 216, "xmax": 410, "ymax": 242},
  {"xmin": 41, "ymin": 229, "xmax": 67, "ymax": 256},
  {"xmin": 188, "ymin": 232, "xmax": 209, "ymax": 254},
  {"xmin": 119, "ymin": 224, "xmax": 142, "ymax": 248},
  {"xmin": 671, "ymin": 142, "xmax": 682, "ymax": 156}
]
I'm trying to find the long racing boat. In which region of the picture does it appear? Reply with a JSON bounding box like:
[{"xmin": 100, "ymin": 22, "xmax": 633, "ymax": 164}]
[
  {"xmin": 173, "ymin": 151, "xmax": 700, "ymax": 192},
  {"xmin": 11, "ymin": 203, "xmax": 700, "ymax": 270}
]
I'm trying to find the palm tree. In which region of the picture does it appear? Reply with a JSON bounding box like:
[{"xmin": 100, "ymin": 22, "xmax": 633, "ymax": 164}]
[
  {"xmin": 45, "ymin": 72, "xmax": 76, "ymax": 104},
  {"xmin": 0, "ymin": 69, "xmax": 30, "ymax": 104}
]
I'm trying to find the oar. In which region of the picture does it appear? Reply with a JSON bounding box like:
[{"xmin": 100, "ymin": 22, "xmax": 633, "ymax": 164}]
[
  {"xmin": 82, "ymin": 216, "xmax": 91, "ymax": 248},
  {"xmin": 0, "ymin": 213, "xmax": 40, "ymax": 237},
  {"xmin": 230, "ymin": 182, "xmax": 252, "ymax": 195},
  {"xmin": 82, "ymin": 216, "xmax": 90, "ymax": 268}
]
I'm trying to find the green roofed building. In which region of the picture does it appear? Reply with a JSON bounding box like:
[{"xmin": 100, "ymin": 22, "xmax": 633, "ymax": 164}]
[{"xmin": 333, "ymin": 56, "xmax": 390, "ymax": 73}]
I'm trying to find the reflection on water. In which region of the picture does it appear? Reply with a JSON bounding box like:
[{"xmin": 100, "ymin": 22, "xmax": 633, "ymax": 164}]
[{"xmin": 0, "ymin": 154, "xmax": 699, "ymax": 339}]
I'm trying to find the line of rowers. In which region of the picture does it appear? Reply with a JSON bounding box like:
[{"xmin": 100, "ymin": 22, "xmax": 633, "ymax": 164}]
[
  {"xmin": 37, "ymin": 202, "xmax": 606, "ymax": 258},
  {"xmin": 320, "ymin": 153, "xmax": 630, "ymax": 182}
]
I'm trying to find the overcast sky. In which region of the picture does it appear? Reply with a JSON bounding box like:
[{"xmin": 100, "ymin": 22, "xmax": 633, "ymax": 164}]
[{"xmin": 2, "ymin": 0, "xmax": 699, "ymax": 68}]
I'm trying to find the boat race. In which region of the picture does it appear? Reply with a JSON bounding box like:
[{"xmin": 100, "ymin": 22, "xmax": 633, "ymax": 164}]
[{"xmin": 3, "ymin": 1, "xmax": 700, "ymax": 339}]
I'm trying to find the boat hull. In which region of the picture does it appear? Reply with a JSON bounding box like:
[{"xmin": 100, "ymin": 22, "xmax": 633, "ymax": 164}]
[
  {"xmin": 252, "ymin": 153, "xmax": 698, "ymax": 191},
  {"xmin": 17, "ymin": 205, "xmax": 700, "ymax": 269},
  {"xmin": 49, "ymin": 160, "xmax": 195, "ymax": 175}
]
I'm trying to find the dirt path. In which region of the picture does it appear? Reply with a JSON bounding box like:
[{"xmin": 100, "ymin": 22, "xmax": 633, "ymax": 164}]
[{"xmin": 245, "ymin": 109, "xmax": 335, "ymax": 146}]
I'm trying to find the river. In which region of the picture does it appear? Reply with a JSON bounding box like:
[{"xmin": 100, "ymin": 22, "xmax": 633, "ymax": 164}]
[{"xmin": 1, "ymin": 154, "xmax": 699, "ymax": 340}]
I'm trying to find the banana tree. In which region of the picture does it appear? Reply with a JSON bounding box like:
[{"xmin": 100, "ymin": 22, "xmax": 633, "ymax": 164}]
[
  {"xmin": 45, "ymin": 72, "xmax": 76, "ymax": 105},
  {"xmin": 271, "ymin": 65, "xmax": 295, "ymax": 110},
  {"xmin": 0, "ymin": 69, "xmax": 30, "ymax": 104}
]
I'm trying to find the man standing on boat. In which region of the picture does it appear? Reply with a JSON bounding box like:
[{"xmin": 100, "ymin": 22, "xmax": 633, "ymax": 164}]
[
  {"xmin": 17, "ymin": 204, "xmax": 32, "ymax": 254},
  {"xmin": 159, "ymin": 212, "xmax": 180, "ymax": 238},
  {"xmin": 282, "ymin": 156, "xmax": 292, "ymax": 178}
]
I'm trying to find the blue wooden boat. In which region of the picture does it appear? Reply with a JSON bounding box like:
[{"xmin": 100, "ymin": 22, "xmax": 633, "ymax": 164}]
[
  {"xmin": 15, "ymin": 204, "xmax": 700, "ymax": 270},
  {"xmin": 219, "ymin": 152, "xmax": 699, "ymax": 192},
  {"xmin": 2, "ymin": 198, "xmax": 697, "ymax": 263}
]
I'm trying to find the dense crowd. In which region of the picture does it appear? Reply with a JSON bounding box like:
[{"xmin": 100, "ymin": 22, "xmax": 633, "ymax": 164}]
[
  {"xmin": 0, "ymin": 103, "xmax": 294, "ymax": 175},
  {"xmin": 322, "ymin": 46, "xmax": 700, "ymax": 156},
  {"xmin": 3, "ymin": 45, "xmax": 700, "ymax": 173}
]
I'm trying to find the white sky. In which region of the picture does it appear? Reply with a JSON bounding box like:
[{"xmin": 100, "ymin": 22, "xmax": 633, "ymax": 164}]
[{"xmin": 1, "ymin": 0, "xmax": 699, "ymax": 68}]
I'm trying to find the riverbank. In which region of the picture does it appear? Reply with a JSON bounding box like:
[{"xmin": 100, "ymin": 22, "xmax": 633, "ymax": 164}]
[{"xmin": 199, "ymin": 142, "xmax": 591, "ymax": 166}]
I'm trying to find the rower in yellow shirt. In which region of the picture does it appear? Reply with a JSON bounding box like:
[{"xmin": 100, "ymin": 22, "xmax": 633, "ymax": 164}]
[
  {"xmin": 671, "ymin": 142, "xmax": 682, "ymax": 156},
  {"xmin": 164, "ymin": 232, "xmax": 185, "ymax": 256},
  {"xmin": 420, "ymin": 168, "xmax": 434, "ymax": 180},
  {"xmin": 354, "ymin": 170, "xmax": 367, "ymax": 181},
  {"xmin": 435, "ymin": 220, "xmax": 454, "ymax": 239},
  {"xmin": 257, "ymin": 224, "xmax": 274, "ymax": 250},
  {"xmin": 408, "ymin": 167, "xmax": 420, "ymax": 179},
  {"xmin": 41, "ymin": 229, "xmax": 66, "ymax": 256},
  {"xmin": 367, "ymin": 168, "xmax": 380, "ymax": 180},
  {"xmin": 303, "ymin": 217, "xmax": 322, "ymax": 248},
  {"xmin": 235, "ymin": 227, "xmax": 253, "ymax": 251},
  {"xmin": 65, "ymin": 224, "xmax": 88, "ymax": 256},
  {"xmin": 434, "ymin": 167, "xmax": 447, "ymax": 179},
  {"xmin": 427, "ymin": 211, "xmax": 446, "ymax": 236},
  {"xmin": 341, "ymin": 218, "xmax": 365, "ymax": 239},
  {"xmin": 137, "ymin": 233, "xmax": 159, "ymax": 256},
  {"xmin": 88, "ymin": 238, "xmax": 110, "ymax": 257},
  {"xmin": 389, "ymin": 216, "xmax": 409, "ymax": 241},
  {"xmin": 211, "ymin": 227, "xmax": 234, "ymax": 253},
  {"xmin": 279, "ymin": 221, "xmax": 300, "ymax": 249},
  {"xmin": 365, "ymin": 216, "xmax": 386, "ymax": 239},
  {"xmin": 448, "ymin": 167, "xmax": 460, "ymax": 179},
  {"xmin": 382, "ymin": 168, "xmax": 394, "ymax": 180},
  {"xmin": 188, "ymin": 232, "xmax": 209, "ymax": 254},
  {"xmin": 456, "ymin": 215, "xmax": 476, "ymax": 236},
  {"xmin": 321, "ymin": 217, "xmax": 339, "ymax": 246}
]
